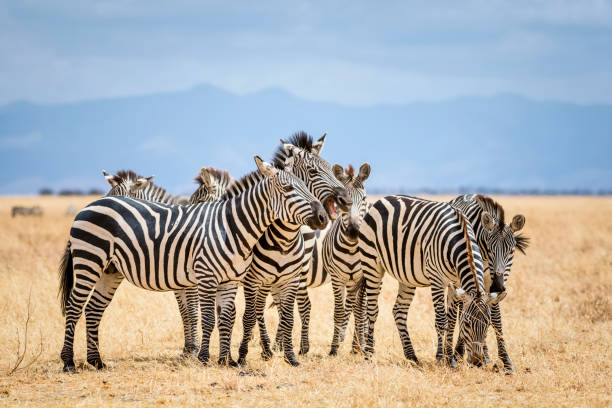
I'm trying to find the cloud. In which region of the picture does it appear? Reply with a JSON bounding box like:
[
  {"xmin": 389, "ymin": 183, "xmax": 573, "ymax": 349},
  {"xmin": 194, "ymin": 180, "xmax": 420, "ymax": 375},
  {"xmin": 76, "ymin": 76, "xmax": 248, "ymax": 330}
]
[
  {"xmin": 1, "ymin": 1, "xmax": 611, "ymax": 105},
  {"xmin": 0, "ymin": 132, "xmax": 42, "ymax": 149}
]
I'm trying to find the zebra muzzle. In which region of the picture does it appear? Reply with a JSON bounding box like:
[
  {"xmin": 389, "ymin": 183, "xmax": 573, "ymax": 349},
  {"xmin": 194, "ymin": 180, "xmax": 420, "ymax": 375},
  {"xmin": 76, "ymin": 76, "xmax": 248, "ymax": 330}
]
[{"xmin": 307, "ymin": 200, "xmax": 329, "ymax": 230}]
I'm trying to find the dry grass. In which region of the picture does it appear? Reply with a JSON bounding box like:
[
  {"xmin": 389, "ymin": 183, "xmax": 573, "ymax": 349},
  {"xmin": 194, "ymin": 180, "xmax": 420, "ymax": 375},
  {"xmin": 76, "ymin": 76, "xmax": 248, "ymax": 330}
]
[{"xmin": 0, "ymin": 195, "xmax": 610, "ymax": 407}]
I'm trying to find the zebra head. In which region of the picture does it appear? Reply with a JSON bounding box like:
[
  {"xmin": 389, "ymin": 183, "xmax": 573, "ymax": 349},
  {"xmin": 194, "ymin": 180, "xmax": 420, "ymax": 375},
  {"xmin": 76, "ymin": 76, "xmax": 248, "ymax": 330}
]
[
  {"xmin": 332, "ymin": 163, "xmax": 371, "ymax": 242},
  {"xmin": 255, "ymin": 155, "xmax": 328, "ymax": 230},
  {"xmin": 273, "ymin": 132, "xmax": 352, "ymax": 221},
  {"xmin": 103, "ymin": 170, "xmax": 154, "ymax": 198},
  {"xmin": 475, "ymin": 195, "xmax": 529, "ymax": 294},
  {"xmin": 455, "ymin": 288, "xmax": 504, "ymax": 366},
  {"xmin": 189, "ymin": 167, "xmax": 233, "ymax": 204}
]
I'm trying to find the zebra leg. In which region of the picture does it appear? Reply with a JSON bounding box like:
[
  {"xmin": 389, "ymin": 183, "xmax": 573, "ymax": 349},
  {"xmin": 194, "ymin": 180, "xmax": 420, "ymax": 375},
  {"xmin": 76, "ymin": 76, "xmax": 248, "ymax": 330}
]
[
  {"xmin": 279, "ymin": 280, "xmax": 300, "ymax": 366},
  {"xmin": 431, "ymin": 280, "xmax": 455, "ymax": 367},
  {"xmin": 84, "ymin": 271, "xmax": 124, "ymax": 370},
  {"xmin": 353, "ymin": 278, "xmax": 368, "ymax": 354},
  {"xmin": 216, "ymin": 282, "xmax": 238, "ymax": 367},
  {"xmin": 238, "ymin": 284, "xmax": 258, "ymax": 366},
  {"xmin": 346, "ymin": 282, "xmax": 363, "ymax": 354},
  {"xmin": 61, "ymin": 267, "xmax": 100, "ymax": 372},
  {"xmin": 446, "ymin": 293, "xmax": 461, "ymax": 363},
  {"xmin": 393, "ymin": 283, "xmax": 419, "ymax": 364},
  {"xmin": 362, "ymin": 270, "xmax": 383, "ymax": 359},
  {"xmin": 174, "ymin": 287, "xmax": 199, "ymax": 357},
  {"xmin": 296, "ymin": 283, "xmax": 311, "ymax": 355},
  {"xmin": 453, "ymin": 302, "xmax": 466, "ymax": 360},
  {"xmin": 329, "ymin": 277, "xmax": 347, "ymax": 356},
  {"xmin": 271, "ymin": 287, "xmax": 283, "ymax": 352},
  {"xmin": 491, "ymin": 303, "xmax": 514, "ymax": 372},
  {"xmin": 255, "ymin": 286, "xmax": 274, "ymax": 360},
  {"xmin": 196, "ymin": 272, "xmax": 218, "ymax": 366}
]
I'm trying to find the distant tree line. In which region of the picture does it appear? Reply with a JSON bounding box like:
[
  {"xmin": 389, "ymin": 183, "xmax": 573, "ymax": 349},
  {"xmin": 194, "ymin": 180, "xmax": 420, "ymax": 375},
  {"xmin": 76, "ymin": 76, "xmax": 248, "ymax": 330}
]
[
  {"xmin": 366, "ymin": 186, "xmax": 612, "ymax": 196},
  {"xmin": 39, "ymin": 188, "xmax": 105, "ymax": 196}
]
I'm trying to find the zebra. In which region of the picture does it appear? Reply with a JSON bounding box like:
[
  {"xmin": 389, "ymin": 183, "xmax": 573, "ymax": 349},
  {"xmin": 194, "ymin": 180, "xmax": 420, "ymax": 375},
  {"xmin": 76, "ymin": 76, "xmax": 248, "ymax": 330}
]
[
  {"xmin": 446, "ymin": 194, "xmax": 528, "ymax": 372},
  {"xmin": 58, "ymin": 156, "xmax": 329, "ymax": 372},
  {"xmin": 235, "ymin": 132, "xmax": 352, "ymax": 367},
  {"xmin": 268, "ymin": 163, "xmax": 371, "ymax": 356},
  {"xmin": 186, "ymin": 166, "xmax": 241, "ymax": 363},
  {"xmin": 101, "ymin": 169, "xmax": 207, "ymax": 357},
  {"xmin": 358, "ymin": 195, "xmax": 504, "ymax": 366},
  {"xmin": 11, "ymin": 206, "xmax": 43, "ymax": 217}
]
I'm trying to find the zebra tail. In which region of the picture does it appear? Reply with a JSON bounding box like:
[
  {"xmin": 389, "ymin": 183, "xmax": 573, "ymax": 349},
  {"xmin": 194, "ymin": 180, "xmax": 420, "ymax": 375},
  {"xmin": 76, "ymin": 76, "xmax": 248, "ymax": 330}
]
[{"xmin": 58, "ymin": 242, "xmax": 73, "ymax": 316}]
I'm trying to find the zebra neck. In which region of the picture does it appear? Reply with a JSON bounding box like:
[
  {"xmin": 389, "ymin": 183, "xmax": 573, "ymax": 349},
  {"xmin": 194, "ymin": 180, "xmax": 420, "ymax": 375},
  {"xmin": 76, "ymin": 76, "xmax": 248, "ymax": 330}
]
[
  {"xmin": 220, "ymin": 181, "xmax": 276, "ymax": 259},
  {"xmin": 262, "ymin": 220, "xmax": 303, "ymax": 254}
]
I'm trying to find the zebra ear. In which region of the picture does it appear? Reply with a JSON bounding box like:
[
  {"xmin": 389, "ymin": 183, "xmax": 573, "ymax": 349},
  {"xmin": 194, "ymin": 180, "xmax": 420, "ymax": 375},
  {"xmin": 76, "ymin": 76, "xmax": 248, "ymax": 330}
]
[
  {"xmin": 481, "ymin": 212, "xmax": 496, "ymax": 233},
  {"xmin": 510, "ymin": 214, "xmax": 525, "ymax": 232},
  {"xmin": 311, "ymin": 132, "xmax": 326, "ymax": 155},
  {"xmin": 102, "ymin": 170, "xmax": 121, "ymax": 187},
  {"xmin": 199, "ymin": 167, "xmax": 213, "ymax": 189},
  {"xmin": 133, "ymin": 176, "xmax": 154, "ymax": 191},
  {"xmin": 333, "ymin": 164, "xmax": 345, "ymax": 182},
  {"xmin": 357, "ymin": 163, "xmax": 371, "ymax": 183},
  {"xmin": 254, "ymin": 155, "xmax": 278, "ymax": 178}
]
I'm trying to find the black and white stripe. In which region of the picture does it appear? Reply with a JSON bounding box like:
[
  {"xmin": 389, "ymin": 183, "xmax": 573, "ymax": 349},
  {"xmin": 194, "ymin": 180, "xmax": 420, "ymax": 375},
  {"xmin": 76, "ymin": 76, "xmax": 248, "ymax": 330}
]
[
  {"xmin": 358, "ymin": 195, "xmax": 504, "ymax": 366},
  {"xmin": 270, "ymin": 163, "xmax": 371, "ymax": 356},
  {"xmin": 58, "ymin": 157, "xmax": 327, "ymax": 372},
  {"xmin": 235, "ymin": 132, "xmax": 352, "ymax": 367},
  {"xmin": 101, "ymin": 169, "xmax": 206, "ymax": 356},
  {"xmin": 446, "ymin": 194, "xmax": 528, "ymax": 372}
]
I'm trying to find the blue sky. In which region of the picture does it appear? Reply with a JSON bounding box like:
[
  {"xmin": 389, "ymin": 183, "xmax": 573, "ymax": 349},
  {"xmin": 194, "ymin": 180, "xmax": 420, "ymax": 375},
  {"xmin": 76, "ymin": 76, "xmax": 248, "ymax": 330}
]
[{"xmin": 1, "ymin": 0, "xmax": 612, "ymax": 106}]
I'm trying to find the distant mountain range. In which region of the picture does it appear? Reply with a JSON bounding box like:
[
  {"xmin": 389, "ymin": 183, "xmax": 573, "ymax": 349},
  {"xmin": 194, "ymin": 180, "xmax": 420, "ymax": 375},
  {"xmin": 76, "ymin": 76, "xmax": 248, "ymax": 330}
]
[{"xmin": 1, "ymin": 84, "xmax": 610, "ymax": 195}]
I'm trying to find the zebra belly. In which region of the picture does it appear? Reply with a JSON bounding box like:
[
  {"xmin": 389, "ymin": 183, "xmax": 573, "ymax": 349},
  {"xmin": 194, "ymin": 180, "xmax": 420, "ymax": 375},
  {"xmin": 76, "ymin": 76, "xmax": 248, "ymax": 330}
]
[{"xmin": 111, "ymin": 257, "xmax": 197, "ymax": 291}]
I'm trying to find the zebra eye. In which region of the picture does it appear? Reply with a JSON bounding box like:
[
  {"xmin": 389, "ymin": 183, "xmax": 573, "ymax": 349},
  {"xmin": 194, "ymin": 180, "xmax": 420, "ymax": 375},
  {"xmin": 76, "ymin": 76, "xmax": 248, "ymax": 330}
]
[{"xmin": 283, "ymin": 184, "xmax": 295, "ymax": 192}]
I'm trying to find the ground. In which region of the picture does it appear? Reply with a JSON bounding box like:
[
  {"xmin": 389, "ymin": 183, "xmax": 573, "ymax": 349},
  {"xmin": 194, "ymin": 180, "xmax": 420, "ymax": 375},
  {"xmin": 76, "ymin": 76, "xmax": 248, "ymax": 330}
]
[{"xmin": 0, "ymin": 195, "xmax": 610, "ymax": 407}]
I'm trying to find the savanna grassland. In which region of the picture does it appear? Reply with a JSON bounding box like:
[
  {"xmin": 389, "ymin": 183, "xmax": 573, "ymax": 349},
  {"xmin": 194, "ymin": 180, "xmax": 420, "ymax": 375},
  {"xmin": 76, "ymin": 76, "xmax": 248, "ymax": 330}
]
[{"xmin": 0, "ymin": 195, "xmax": 610, "ymax": 407}]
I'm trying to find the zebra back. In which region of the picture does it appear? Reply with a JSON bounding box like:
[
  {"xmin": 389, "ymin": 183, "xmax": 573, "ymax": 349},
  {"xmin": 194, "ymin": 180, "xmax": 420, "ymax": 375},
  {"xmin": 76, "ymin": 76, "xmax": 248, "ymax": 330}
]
[{"xmin": 103, "ymin": 169, "xmax": 180, "ymax": 204}]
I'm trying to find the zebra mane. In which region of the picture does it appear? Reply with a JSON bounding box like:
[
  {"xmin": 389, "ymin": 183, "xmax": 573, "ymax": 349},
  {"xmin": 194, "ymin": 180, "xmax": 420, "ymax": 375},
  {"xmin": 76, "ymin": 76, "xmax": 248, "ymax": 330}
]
[
  {"xmin": 515, "ymin": 234, "xmax": 530, "ymax": 255},
  {"xmin": 194, "ymin": 167, "xmax": 232, "ymax": 186},
  {"xmin": 111, "ymin": 169, "xmax": 170, "ymax": 200},
  {"xmin": 475, "ymin": 194, "xmax": 505, "ymax": 230},
  {"xmin": 271, "ymin": 131, "xmax": 315, "ymax": 169},
  {"xmin": 457, "ymin": 209, "xmax": 482, "ymax": 297},
  {"xmin": 219, "ymin": 170, "xmax": 265, "ymax": 200}
]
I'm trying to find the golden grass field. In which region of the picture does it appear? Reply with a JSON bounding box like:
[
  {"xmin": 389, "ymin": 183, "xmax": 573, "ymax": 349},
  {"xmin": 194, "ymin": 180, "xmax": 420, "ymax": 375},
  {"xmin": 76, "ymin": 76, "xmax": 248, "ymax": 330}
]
[{"xmin": 0, "ymin": 195, "xmax": 610, "ymax": 407}]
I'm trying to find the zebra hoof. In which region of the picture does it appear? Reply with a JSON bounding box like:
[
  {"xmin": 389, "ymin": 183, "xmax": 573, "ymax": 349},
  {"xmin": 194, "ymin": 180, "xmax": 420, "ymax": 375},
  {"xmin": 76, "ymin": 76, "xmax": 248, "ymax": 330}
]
[
  {"xmin": 197, "ymin": 353, "xmax": 210, "ymax": 366},
  {"xmin": 261, "ymin": 351, "xmax": 273, "ymax": 361},
  {"xmin": 329, "ymin": 347, "xmax": 338, "ymax": 356},
  {"xmin": 217, "ymin": 357, "xmax": 239, "ymax": 367},
  {"xmin": 87, "ymin": 358, "xmax": 106, "ymax": 370},
  {"xmin": 284, "ymin": 355, "xmax": 300, "ymax": 367},
  {"xmin": 298, "ymin": 347, "xmax": 309, "ymax": 355},
  {"xmin": 237, "ymin": 357, "xmax": 247, "ymax": 367},
  {"xmin": 449, "ymin": 357, "xmax": 458, "ymax": 369},
  {"xmin": 62, "ymin": 360, "xmax": 76, "ymax": 373}
]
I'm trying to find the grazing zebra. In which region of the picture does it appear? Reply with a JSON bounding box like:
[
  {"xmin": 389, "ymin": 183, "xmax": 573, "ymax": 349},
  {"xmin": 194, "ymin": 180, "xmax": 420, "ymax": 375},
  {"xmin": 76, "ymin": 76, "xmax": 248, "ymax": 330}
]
[
  {"xmin": 269, "ymin": 163, "xmax": 371, "ymax": 356},
  {"xmin": 58, "ymin": 156, "xmax": 329, "ymax": 372},
  {"xmin": 358, "ymin": 196, "xmax": 504, "ymax": 366},
  {"xmin": 101, "ymin": 169, "xmax": 208, "ymax": 357},
  {"xmin": 11, "ymin": 206, "xmax": 43, "ymax": 217},
  {"xmin": 236, "ymin": 133, "xmax": 352, "ymax": 367},
  {"xmin": 446, "ymin": 194, "xmax": 528, "ymax": 372}
]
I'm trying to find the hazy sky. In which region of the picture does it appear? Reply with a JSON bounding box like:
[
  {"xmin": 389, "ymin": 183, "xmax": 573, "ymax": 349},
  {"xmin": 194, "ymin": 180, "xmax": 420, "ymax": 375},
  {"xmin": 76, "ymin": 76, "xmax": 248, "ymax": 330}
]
[{"xmin": 1, "ymin": 0, "xmax": 611, "ymax": 106}]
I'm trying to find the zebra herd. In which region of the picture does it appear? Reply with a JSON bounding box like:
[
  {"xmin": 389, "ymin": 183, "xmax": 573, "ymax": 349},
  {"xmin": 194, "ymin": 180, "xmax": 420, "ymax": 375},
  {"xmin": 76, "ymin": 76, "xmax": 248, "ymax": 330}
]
[{"xmin": 58, "ymin": 132, "xmax": 528, "ymax": 374}]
